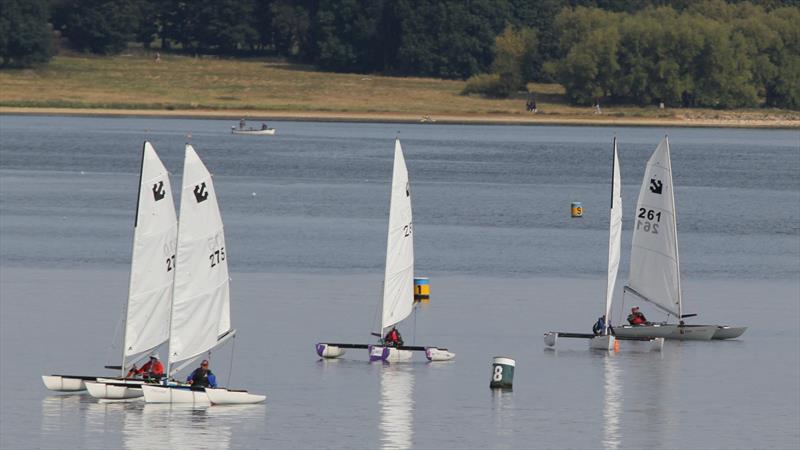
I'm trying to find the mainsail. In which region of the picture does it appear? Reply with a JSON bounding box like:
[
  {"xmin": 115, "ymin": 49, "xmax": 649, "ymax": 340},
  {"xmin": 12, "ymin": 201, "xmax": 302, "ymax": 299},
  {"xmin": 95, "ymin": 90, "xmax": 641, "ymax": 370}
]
[
  {"xmin": 381, "ymin": 139, "xmax": 414, "ymax": 333},
  {"xmin": 168, "ymin": 145, "xmax": 232, "ymax": 366},
  {"xmin": 122, "ymin": 142, "xmax": 177, "ymax": 367},
  {"xmin": 603, "ymin": 138, "xmax": 622, "ymax": 332},
  {"xmin": 626, "ymin": 136, "xmax": 681, "ymax": 317}
]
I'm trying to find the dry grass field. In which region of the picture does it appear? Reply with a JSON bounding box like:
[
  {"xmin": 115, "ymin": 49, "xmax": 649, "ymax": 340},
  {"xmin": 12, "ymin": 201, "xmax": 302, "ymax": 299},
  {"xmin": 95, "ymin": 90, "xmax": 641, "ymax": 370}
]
[{"xmin": 1, "ymin": 54, "xmax": 797, "ymax": 128}]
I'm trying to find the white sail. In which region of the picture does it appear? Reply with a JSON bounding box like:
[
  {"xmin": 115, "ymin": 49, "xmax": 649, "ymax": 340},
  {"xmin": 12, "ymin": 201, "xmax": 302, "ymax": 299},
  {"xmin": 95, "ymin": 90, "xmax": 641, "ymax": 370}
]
[
  {"xmin": 168, "ymin": 145, "xmax": 232, "ymax": 365},
  {"xmin": 604, "ymin": 139, "xmax": 622, "ymax": 330},
  {"xmin": 381, "ymin": 139, "xmax": 414, "ymax": 332},
  {"xmin": 123, "ymin": 142, "xmax": 177, "ymax": 359},
  {"xmin": 627, "ymin": 137, "xmax": 681, "ymax": 317}
]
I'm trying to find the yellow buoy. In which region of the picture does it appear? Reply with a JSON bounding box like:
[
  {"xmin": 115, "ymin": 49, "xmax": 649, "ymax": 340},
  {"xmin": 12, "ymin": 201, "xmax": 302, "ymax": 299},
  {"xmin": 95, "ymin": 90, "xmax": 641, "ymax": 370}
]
[
  {"xmin": 414, "ymin": 277, "xmax": 430, "ymax": 303},
  {"xmin": 571, "ymin": 201, "xmax": 583, "ymax": 218}
]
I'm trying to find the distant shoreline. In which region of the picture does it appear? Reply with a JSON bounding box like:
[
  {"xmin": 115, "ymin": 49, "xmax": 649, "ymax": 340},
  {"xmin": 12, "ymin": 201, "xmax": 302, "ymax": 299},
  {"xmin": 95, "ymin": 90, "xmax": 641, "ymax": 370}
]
[{"xmin": 2, "ymin": 107, "xmax": 798, "ymax": 129}]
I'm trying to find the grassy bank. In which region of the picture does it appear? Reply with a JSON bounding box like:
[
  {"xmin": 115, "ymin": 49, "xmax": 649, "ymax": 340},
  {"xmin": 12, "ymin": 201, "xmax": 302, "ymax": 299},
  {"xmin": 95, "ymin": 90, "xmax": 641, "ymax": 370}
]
[{"xmin": 1, "ymin": 54, "xmax": 798, "ymax": 128}]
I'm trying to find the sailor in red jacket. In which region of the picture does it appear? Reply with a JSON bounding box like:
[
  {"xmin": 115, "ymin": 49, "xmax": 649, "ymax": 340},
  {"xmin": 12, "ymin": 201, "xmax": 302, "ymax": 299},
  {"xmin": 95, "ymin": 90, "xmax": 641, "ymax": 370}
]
[
  {"xmin": 384, "ymin": 326, "xmax": 404, "ymax": 347},
  {"xmin": 126, "ymin": 354, "xmax": 165, "ymax": 380},
  {"xmin": 627, "ymin": 306, "xmax": 648, "ymax": 325}
]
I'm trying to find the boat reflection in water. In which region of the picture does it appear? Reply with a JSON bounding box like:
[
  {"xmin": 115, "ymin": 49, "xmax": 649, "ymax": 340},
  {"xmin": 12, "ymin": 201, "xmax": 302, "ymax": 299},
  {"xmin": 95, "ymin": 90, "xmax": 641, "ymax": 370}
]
[
  {"xmin": 41, "ymin": 395, "xmax": 83, "ymax": 437},
  {"xmin": 602, "ymin": 356, "xmax": 621, "ymax": 450},
  {"xmin": 122, "ymin": 403, "xmax": 264, "ymax": 450},
  {"xmin": 491, "ymin": 388, "xmax": 515, "ymax": 443},
  {"xmin": 379, "ymin": 365, "xmax": 414, "ymax": 450}
]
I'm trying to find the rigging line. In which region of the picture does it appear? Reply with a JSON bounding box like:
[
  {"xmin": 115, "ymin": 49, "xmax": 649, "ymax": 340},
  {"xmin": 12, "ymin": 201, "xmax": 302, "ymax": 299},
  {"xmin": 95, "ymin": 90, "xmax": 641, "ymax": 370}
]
[
  {"xmin": 412, "ymin": 304, "xmax": 417, "ymax": 346},
  {"xmin": 371, "ymin": 281, "xmax": 383, "ymax": 339},
  {"xmin": 107, "ymin": 306, "xmax": 125, "ymax": 364},
  {"xmin": 227, "ymin": 335, "xmax": 236, "ymax": 387}
]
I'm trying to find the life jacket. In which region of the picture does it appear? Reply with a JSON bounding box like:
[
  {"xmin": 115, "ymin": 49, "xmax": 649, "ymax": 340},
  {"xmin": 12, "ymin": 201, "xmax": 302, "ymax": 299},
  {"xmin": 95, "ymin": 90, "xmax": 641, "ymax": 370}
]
[
  {"xmin": 191, "ymin": 368, "xmax": 213, "ymax": 388},
  {"xmin": 628, "ymin": 312, "xmax": 647, "ymax": 325},
  {"xmin": 146, "ymin": 360, "xmax": 164, "ymax": 377}
]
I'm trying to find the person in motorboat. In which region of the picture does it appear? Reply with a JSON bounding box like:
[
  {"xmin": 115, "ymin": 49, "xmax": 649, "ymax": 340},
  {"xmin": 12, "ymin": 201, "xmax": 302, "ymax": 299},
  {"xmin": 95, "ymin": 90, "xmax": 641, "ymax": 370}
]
[
  {"xmin": 261, "ymin": 123, "xmax": 268, "ymax": 130},
  {"xmin": 186, "ymin": 359, "xmax": 217, "ymax": 388},
  {"xmin": 239, "ymin": 118, "xmax": 246, "ymax": 130},
  {"xmin": 627, "ymin": 306, "xmax": 648, "ymax": 325},
  {"xmin": 126, "ymin": 353, "xmax": 165, "ymax": 380},
  {"xmin": 384, "ymin": 326, "xmax": 404, "ymax": 347}
]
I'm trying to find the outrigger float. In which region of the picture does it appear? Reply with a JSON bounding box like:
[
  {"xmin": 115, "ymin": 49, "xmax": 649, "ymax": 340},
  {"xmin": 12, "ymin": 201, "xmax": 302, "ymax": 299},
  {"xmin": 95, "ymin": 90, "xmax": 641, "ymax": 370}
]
[{"xmin": 316, "ymin": 139, "xmax": 454, "ymax": 363}]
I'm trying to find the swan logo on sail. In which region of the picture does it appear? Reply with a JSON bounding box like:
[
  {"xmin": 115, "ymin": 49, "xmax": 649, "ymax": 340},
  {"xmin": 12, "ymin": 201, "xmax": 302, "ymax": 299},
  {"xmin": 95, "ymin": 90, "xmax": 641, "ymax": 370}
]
[
  {"xmin": 194, "ymin": 182, "xmax": 209, "ymax": 203},
  {"xmin": 152, "ymin": 181, "xmax": 166, "ymax": 201},
  {"xmin": 649, "ymin": 178, "xmax": 663, "ymax": 194}
]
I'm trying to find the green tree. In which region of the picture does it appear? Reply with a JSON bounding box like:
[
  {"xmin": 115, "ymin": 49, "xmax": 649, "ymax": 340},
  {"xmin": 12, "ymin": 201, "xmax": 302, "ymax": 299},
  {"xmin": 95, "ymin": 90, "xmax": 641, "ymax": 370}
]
[
  {"xmin": 192, "ymin": 0, "xmax": 258, "ymax": 53},
  {"xmin": 313, "ymin": 0, "xmax": 385, "ymax": 71},
  {"xmin": 54, "ymin": 0, "xmax": 141, "ymax": 54},
  {"xmin": 0, "ymin": 0, "xmax": 52, "ymax": 67}
]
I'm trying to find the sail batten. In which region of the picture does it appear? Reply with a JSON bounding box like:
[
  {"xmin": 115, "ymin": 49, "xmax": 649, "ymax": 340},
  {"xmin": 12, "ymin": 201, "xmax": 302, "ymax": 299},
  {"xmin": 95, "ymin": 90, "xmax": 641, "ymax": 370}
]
[
  {"xmin": 381, "ymin": 140, "xmax": 414, "ymax": 333},
  {"xmin": 168, "ymin": 145, "xmax": 232, "ymax": 365},
  {"xmin": 123, "ymin": 142, "xmax": 177, "ymax": 360},
  {"xmin": 627, "ymin": 137, "xmax": 682, "ymax": 318}
]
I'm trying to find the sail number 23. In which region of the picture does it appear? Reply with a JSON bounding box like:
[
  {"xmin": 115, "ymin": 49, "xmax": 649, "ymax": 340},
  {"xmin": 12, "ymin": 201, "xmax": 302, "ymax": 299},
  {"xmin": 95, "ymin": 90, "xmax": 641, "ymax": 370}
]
[{"xmin": 636, "ymin": 208, "xmax": 661, "ymax": 234}]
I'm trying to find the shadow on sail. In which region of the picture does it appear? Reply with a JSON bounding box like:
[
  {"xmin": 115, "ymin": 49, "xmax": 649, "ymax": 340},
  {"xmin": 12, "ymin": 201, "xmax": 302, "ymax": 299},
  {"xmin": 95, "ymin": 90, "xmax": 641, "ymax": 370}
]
[{"xmin": 379, "ymin": 365, "xmax": 414, "ymax": 450}]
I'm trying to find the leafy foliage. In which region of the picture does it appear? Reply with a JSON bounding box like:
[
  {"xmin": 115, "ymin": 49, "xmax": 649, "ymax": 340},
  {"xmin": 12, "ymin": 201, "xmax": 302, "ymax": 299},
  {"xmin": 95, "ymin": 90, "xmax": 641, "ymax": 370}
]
[{"xmin": 0, "ymin": 0, "xmax": 52, "ymax": 67}]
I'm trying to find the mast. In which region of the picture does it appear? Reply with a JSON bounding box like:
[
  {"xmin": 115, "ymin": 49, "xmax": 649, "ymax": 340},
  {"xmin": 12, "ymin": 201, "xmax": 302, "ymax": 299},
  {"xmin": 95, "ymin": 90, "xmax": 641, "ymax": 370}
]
[
  {"xmin": 664, "ymin": 136, "xmax": 683, "ymax": 320},
  {"xmin": 163, "ymin": 145, "xmax": 186, "ymax": 380},
  {"xmin": 120, "ymin": 141, "xmax": 148, "ymax": 377},
  {"xmin": 604, "ymin": 137, "xmax": 621, "ymax": 335},
  {"xmin": 605, "ymin": 138, "xmax": 616, "ymax": 335}
]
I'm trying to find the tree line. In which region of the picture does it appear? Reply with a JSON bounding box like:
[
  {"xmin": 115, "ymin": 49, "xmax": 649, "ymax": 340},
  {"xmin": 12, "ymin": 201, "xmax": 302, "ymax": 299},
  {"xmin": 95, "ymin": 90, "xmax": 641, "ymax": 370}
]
[{"xmin": 1, "ymin": 0, "xmax": 798, "ymax": 109}]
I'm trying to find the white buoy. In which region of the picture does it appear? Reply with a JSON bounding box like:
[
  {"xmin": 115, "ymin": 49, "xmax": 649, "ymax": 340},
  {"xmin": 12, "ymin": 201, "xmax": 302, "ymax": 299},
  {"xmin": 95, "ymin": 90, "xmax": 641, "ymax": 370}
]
[{"xmin": 251, "ymin": 192, "xmax": 257, "ymax": 197}]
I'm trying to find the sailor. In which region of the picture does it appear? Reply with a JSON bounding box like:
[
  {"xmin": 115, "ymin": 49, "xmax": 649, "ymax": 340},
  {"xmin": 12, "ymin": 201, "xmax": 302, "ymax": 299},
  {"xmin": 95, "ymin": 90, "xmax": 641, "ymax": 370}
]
[
  {"xmin": 384, "ymin": 326, "xmax": 404, "ymax": 347},
  {"xmin": 592, "ymin": 315, "xmax": 606, "ymax": 335},
  {"xmin": 239, "ymin": 118, "xmax": 246, "ymax": 129},
  {"xmin": 261, "ymin": 123, "xmax": 268, "ymax": 130},
  {"xmin": 126, "ymin": 353, "xmax": 164, "ymax": 380},
  {"xmin": 187, "ymin": 359, "xmax": 217, "ymax": 388},
  {"xmin": 627, "ymin": 306, "xmax": 648, "ymax": 325}
]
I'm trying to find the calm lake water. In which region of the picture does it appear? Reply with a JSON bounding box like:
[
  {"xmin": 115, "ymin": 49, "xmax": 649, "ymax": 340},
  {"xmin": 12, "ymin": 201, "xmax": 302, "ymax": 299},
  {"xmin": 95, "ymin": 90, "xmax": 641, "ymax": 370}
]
[{"xmin": 1, "ymin": 115, "xmax": 798, "ymax": 449}]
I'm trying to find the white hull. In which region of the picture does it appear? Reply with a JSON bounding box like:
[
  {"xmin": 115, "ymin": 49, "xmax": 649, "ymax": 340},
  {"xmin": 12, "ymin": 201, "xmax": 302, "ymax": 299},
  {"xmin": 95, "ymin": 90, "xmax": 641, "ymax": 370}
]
[
  {"xmin": 86, "ymin": 378, "xmax": 146, "ymax": 399},
  {"xmin": 613, "ymin": 324, "xmax": 677, "ymax": 339},
  {"xmin": 711, "ymin": 326, "xmax": 747, "ymax": 340},
  {"xmin": 621, "ymin": 337, "xmax": 664, "ymax": 352},
  {"xmin": 425, "ymin": 347, "xmax": 455, "ymax": 361},
  {"xmin": 589, "ymin": 335, "xmax": 615, "ymax": 351},
  {"xmin": 141, "ymin": 384, "xmax": 210, "ymax": 405},
  {"xmin": 42, "ymin": 375, "xmax": 94, "ymax": 392},
  {"xmin": 664, "ymin": 325, "xmax": 717, "ymax": 340},
  {"xmin": 614, "ymin": 324, "xmax": 715, "ymax": 340},
  {"xmin": 315, "ymin": 343, "xmax": 346, "ymax": 359},
  {"xmin": 232, "ymin": 128, "xmax": 275, "ymax": 135},
  {"xmin": 369, "ymin": 346, "xmax": 413, "ymax": 363},
  {"xmin": 205, "ymin": 388, "xmax": 266, "ymax": 405}
]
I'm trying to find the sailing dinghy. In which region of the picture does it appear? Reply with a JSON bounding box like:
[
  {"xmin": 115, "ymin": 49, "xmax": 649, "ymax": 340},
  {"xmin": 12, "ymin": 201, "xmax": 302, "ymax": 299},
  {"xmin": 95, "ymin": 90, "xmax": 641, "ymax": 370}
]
[
  {"xmin": 316, "ymin": 139, "xmax": 454, "ymax": 363},
  {"xmin": 43, "ymin": 142, "xmax": 176, "ymax": 395},
  {"xmin": 613, "ymin": 137, "xmax": 745, "ymax": 341},
  {"xmin": 544, "ymin": 139, "xmax": 663, "ymax": 351},
  {"xmin": 141, "ymin": 145, "xmax": 265, "ymax": 405}
]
